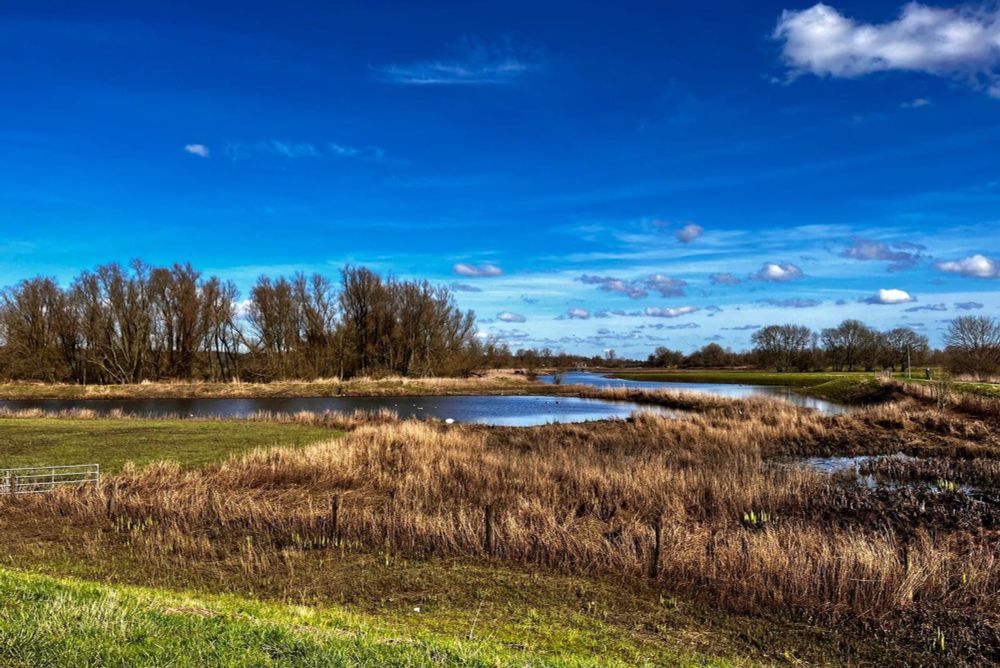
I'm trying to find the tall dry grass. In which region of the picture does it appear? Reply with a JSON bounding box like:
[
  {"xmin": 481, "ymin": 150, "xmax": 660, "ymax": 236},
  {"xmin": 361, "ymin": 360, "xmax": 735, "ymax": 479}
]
[{"xmin": 8, "ymin": 401, "xmax": 997, "ymax": 636}]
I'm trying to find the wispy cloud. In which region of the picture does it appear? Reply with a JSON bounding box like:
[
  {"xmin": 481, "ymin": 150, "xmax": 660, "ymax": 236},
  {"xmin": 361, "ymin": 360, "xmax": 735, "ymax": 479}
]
[
  {"xmin": 224, "ymin": 140, "xmax": 385, "ymax": 161},
  {"xmin": 905, "ymin": 303, "xmax": 947, "ymax": 312},
  {"xmin": 497, "ymin": 311, "xmax": 526, "ymax": 323},
  {"xmin": 449, "ymin": 282, "xmax": 482, "ymax": 293},
  {"xmin": 901, "ymin": 97, "xmax": 933, "ymax": 109},
  {"xmin": 565, "ymin": 308, "xmax": 590, "ymax": 320},
  {"xmin": 759, "ymin": 298, "xmax": 822, "ymax": 308},
  {"xmin": 183, "ymin": 144, "xmax": 210, "ymax": 158},
  {"xmin": 839, "ymin": 236, "xmax": 924, "ymax": 272},
  {"xmin": 453, "ymin": 262, "xmax": 503, "ymax": 277},
  {"xmin": 710, "ymin": 272, "xmax": 742, "ymax": 286},
  {"xmin": 374, "ymin": 39, "xmax": 538, "ymax": 85},
  {"xmin": 577, "ymin": 273, "xmax": 687, "ymax": 299},
  {"xmin": 774, "ymin": 3, "xmax": 1000, "ymax": 96},
  {"xmin": 954, "ymin": 301, "xmax": 984, "ymax": 310},
  {"xmin": 577, "ymin": 275, "xmax": 647, "ymax": 299},
  {"xmin": 936, "ymin": 254, "xmax": 999, "ymax": 278}
]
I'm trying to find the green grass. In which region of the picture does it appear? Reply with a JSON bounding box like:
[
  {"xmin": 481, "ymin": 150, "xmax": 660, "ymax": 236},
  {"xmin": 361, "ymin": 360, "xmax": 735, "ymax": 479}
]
[
  {"xmin": 0, "ymin": 568, "xmax": 734, "ymax": 667},
  {"xmin": 0, "ymin": 418, "xmax": 338, "ymax": 473}
]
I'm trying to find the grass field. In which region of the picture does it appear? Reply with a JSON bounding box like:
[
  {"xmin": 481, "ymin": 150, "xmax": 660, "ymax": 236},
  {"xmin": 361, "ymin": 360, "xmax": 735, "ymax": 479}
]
[{"xmin": 0, "ymin": 416, "xmax": 337, "ymax": 473}]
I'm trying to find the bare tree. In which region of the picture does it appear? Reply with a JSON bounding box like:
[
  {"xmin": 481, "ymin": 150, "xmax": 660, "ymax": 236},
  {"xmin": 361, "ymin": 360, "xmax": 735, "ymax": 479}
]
[
  {"xmin": 945, "ymin": 316, "xmax": 1000, "ymax": 378},
  {"xmin": 751, "ymin": 324, "xmax": 812, "ymax": 371}
]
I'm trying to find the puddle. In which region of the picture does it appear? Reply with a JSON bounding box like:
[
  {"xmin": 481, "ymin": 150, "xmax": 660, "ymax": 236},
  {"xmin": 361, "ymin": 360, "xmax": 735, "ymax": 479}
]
[{"xmin": 795, "ymin": 453, "xmax": 986, "ymax": 497}]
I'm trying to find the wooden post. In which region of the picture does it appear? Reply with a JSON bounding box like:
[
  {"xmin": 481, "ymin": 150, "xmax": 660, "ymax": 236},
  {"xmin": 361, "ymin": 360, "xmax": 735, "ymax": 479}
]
[
  {"xmin": 648, "ymin": 513, "xmax": 663, "ymax": 578},
  {"xmin": 330, "ymin": 494, "xmax": 341, "ymax": 545},
  {"xmin": 484, "ymin": 504, "xmax": 496, "ymax": 556},
  {"xmin": 106, "ymin": 482, "xmax": 117, "ymax": 518}
]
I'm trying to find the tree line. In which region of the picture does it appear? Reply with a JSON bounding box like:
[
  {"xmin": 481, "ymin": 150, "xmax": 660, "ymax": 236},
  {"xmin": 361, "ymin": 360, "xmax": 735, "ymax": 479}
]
[
  {"xmin": 0, "ymin": 261, "xmax": 487, "ymax": 383},
  {"xmin": 3, "ymin": 261, "xmax": 998, "ymax": 383},
  {"xmin": 647, "ymin": 317, "xmax": 1000, "ymax": 378}
]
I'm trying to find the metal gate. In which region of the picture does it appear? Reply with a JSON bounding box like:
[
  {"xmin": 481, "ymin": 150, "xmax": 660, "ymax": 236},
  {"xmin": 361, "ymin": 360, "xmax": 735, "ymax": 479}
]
[{"xmin": 0, "ymin": 464, "xmax": 100, "ymax": 495}]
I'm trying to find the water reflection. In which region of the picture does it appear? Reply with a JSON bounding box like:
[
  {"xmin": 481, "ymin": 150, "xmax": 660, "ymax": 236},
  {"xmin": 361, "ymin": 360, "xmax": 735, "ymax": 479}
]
[{"xmin": 538, "ymin": 371, "xmax": 847, "ymax": 415}]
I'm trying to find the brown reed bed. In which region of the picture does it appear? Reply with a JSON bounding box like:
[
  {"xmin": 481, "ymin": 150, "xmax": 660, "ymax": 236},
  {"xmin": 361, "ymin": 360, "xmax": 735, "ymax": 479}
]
[
  {"xmin": 0, "ymin": 397, "xmax": 997, "ymax": 664},
  {"xmin": 0, "ymin": 373, "xmax": 539, "ymax": 400}
]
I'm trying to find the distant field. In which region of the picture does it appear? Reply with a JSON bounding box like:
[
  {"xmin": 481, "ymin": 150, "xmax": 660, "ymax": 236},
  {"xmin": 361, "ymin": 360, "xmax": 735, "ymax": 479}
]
[
  {"xmin": 611, "ymin": 370, "xmax": 876, "ymax": 387},
  {"xmin": 0, "ymin": 417, "xmax": 337, "ymax": 473}
]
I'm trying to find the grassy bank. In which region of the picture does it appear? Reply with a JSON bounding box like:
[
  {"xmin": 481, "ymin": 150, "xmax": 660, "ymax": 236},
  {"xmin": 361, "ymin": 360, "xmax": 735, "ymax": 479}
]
[
  {"xmin": 0, "ymin": 568, "xmax": 738, "ymax": 667},
  {"xmin": 0, "ymin": 416, "xmax": 337, "ymax": 473}
]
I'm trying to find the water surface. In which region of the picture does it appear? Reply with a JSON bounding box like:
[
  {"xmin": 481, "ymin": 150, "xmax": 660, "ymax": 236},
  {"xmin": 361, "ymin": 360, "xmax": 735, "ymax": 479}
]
[
  {"xmin": 538, "ymin": 371, "xmax": 846, "ymax": 414},
  {"xmin": 0, "ymin": 394, "xmax": 678, "ymax": 428}
]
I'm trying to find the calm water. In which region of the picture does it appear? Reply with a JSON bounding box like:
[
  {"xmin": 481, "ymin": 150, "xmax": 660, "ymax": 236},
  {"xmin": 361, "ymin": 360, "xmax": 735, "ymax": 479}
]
[
  {"xmin": 0, "ymin": 394, "xmax": 679, "ymax": 427},
  {"xmin": 537, "ymin": 371, "xmax": 847, "ymax": 414}
]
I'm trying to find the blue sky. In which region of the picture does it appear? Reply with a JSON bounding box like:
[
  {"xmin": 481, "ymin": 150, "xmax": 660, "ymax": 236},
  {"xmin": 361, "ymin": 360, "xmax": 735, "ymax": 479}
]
[{"xmin": 2, "ymin": 0, "xmax": 999, "ymax": 354}]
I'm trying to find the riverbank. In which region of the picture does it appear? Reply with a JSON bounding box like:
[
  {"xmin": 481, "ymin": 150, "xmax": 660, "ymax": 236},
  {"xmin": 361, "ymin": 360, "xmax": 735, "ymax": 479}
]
[{"xmin": 0, "ymin": 372, "xmax": 545, "ymax": 400}]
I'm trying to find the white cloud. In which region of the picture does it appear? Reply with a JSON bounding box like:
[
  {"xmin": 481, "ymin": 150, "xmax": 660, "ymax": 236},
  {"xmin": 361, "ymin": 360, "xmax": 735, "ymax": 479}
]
[
  {"xmin": 674, "ymin": 223, "xmax": 704, "ymax": 243},
  {"xmin": 774, "ymin": 3, "xmax": 1000, "ymax": 95},
  {"xmin": 497, "ymin": 311, "xmax": 526, "ymax": 323},
  {"xmin": 566, "ymin": 308, "xmax": 590, "ymax": 319},
  {"xmin": 645, "ymin": 274, "xmax": 687, "ymax": 297},
  {"xmin": 453, "ymin": 262, "xmax": 503, "ymax": 277},
  {"xmin": 864, "ymin": 288, "xmax": 915, "ymax": 304},
  {"xmin": 183, "ymin": 144, "xmax": 210, "ymax": 158},
  {"xmin": 643, "ymin": 306, "xmax": 699, "ymax": 318},
  {"xmin": 750, "ymin": 262, "xmax": 804, "ymax": 282},
  {"xmin": 936, "ymin": 253, "xmax": 1000, "ymax": 278},
  {"xmin": 901, "ymin": 97, "xmax": 932, "ymax": 108},
  {"xmin": 374, "ymin": 39, "xmax": 537, "ymax": 85}
]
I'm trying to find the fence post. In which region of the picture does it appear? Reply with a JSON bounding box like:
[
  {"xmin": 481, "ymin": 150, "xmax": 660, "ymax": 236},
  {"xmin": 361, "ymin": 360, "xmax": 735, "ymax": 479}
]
[
  {"xmin": 648, "ymin": 513, "xmax": 663, "ymax": 578},
  {"xmin": 107, "ymin": 482, "xmax": 117, "ymax": 518},
  {"xmin": 484, "ymin": 504, "xmax": 496, "ymax": 556},
  {"xmin": 330, "ymin": 494, "xmax": 340, "ymax": 546}
]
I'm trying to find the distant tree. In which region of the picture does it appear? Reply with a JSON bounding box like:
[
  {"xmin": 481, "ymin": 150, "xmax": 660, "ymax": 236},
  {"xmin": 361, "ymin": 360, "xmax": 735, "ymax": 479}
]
[
  {"xmin": 751, "ymin": 324, "xmax": 812, "ymax": 371},
  {"xmin": 883, "ymin": 327, "xmax": 930, "ymax": 372},
  {"xmin": 647, "ymin": 346, "xmax": 684, "ymax": 368},
  {"xmin": 945, "ymin": 315, "xmax": 1000, "ymax": 378},
  {"xmin": 821, "ymin": 319, "xmax": 875, "ymax": 372},
  {"xmin": 684, "ymin": 342, "xmax": 735, "ymax": 368}
]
